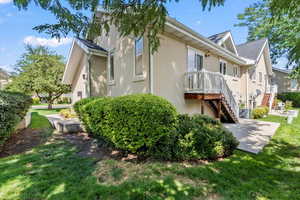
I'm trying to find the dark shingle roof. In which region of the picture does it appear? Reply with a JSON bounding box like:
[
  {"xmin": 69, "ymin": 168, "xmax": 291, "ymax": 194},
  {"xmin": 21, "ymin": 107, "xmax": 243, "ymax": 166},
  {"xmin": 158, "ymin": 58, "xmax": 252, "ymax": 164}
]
[
  {"xmin": 76, "ymin": 37, "xmax": 107, "ymax": 52},
  {"xmin": 236, "ymin": 38, "xmax": 267, "ymax": 61},
  {"xmin": 208, "ymin": 31, "xmax": 230, "ymax": 44}
]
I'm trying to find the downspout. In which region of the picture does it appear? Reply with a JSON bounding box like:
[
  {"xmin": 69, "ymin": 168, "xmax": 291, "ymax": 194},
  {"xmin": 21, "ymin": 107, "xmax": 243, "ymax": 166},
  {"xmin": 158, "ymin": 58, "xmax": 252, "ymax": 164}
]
[
  {"xmin": 148, "ymin": 40, "xmax": 154, "ymax": 94},
  {"xmin": 246, "ymin": 67, "xmax": 249, "ymax": 109},
  {"xmin": 87, "ymin": 54, "xmax": 92, "ymax": 97}
]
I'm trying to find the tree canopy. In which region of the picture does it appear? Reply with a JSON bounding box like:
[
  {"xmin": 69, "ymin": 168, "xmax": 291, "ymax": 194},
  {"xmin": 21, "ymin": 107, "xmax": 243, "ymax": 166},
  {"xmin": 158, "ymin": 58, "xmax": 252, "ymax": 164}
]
[
  {"xmin": 236, "ymin": 0, "xmax": 300, "ymax": 69},
  {"xmin": 13, "ymin": 0, "xmax": 225, "ymax": 52},
  {"xmin": 6, "ymin": 45, "xmax": 71, "ymax": 109}
]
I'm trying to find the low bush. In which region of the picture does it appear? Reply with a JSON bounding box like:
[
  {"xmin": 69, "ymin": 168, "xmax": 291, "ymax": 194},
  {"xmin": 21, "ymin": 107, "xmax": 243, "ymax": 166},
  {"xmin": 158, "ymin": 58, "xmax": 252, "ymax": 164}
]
[
  {"xmin": 285, "ymin": 101, "xmax": 293, "ymax": 111},
  {"xmin": 56, "ymin": 97, "xmax": 71, "ymax": 104},
  {"xmin": 252, "ymin": 106, "xmax": 269, "ymax": 119},
  {"xmin": 84, "ymin": 94, "xmax": 178, "ymax": 155},
  {"xmin": 32, "ymin": 97, "xmax": 40, "ymax": 105},
  {"xmin": 175, "ymin": 114, "xmax": 238, "ymax": 160},
  {"xmin": 0, "ymin": 91, "xmax": 32, "ymax": 148},
  {"xmin": 277, "ymin": 92, "xmax": 300, "ymax": 107},
  {"xmin": 59, "ymin": 109, "xmax": 77, "ymax": 119}
]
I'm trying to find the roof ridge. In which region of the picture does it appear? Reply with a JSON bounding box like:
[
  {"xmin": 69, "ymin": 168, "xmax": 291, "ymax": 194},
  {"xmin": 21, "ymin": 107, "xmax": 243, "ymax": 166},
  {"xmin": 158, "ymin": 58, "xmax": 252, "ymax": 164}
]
[{"xmin": 237, "ymin": 38, "xmax": 267, "ymax": 47}]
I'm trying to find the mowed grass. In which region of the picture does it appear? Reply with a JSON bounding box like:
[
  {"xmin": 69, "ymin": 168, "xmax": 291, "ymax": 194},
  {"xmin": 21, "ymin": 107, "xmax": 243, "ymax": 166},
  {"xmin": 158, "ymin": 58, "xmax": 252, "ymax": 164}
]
[
  {"xmin": 0, "ymin": 111, "xmax": 299, "ymax": 199},
  {"xmin": 28, "ymin": 108, "xmax": 63, "ymax": 129}
]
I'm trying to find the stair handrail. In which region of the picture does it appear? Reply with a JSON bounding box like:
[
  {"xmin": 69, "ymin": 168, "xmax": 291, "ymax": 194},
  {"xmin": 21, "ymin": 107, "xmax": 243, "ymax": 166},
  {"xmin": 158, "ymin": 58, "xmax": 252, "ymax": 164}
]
[{"xmin": 184, "ymin": 70, "xmax": 239, "ymax": 119}]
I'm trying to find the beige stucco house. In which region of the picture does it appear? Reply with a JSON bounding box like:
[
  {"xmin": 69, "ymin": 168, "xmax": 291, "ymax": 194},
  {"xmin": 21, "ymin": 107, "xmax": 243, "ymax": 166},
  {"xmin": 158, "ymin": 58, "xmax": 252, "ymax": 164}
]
[
  {"xmin": 273, "ymin": 67, "xmax": 299, "ymax": 93},
  {"xmin": 62, "ymin": 11, "xmax": 275, "ymax": 123}
]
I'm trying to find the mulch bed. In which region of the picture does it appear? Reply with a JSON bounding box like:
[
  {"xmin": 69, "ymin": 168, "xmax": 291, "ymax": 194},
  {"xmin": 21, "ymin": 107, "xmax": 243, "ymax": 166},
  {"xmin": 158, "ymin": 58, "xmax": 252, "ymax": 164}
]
[{"xmin": 0, "ymin": 128, "xmax": 47, "ymax": 158}]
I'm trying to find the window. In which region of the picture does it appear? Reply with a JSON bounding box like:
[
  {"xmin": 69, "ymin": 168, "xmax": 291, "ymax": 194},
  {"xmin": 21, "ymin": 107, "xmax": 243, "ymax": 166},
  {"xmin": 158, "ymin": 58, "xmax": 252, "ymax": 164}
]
[
  {"xmin": 250, "ymin": 69, "xmax": 256, "ymax": 81},
  {"xmin": 219, "ymin": 60, "xmax": 227, "ymax": 75},
  {"xmin": 108, "ymin": 51, "xmax": 114, "ymax": 81},
  {"xmin": 134, "ymin": 37, "xmax": 143, "ymax": 76},
  {"xmin": 188, "ymin": 48, "xmax": 203, "ymax": 72},
  {"xmin": 233, "ymin": 66, "xmax": 239, "ymax": 77},
  {"xmin": 259, "ymin": 72, "xmax": 263, "ymax": 83},
  {"xmin": 291, "ymin": 79, "xmax": 298, "ymax": 89}
]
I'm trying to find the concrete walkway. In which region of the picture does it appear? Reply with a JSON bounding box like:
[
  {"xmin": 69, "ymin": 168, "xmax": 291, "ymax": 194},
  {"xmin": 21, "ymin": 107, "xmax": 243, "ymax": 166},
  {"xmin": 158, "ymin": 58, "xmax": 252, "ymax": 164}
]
[
  {"xmin": 31, "ymin": 104, "xmax": 71, "ymax": 109},
  {"xmin": 223, "ymin": 119, "xmax": 280, "ymax": 154}
]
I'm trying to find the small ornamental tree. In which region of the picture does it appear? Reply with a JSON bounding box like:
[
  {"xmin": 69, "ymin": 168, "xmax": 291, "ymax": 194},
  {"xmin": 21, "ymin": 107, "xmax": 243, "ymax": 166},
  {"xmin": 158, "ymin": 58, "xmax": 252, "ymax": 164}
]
[{"xmin": 6, "ymin": 45, "xmax": 71, "ymax": 109}]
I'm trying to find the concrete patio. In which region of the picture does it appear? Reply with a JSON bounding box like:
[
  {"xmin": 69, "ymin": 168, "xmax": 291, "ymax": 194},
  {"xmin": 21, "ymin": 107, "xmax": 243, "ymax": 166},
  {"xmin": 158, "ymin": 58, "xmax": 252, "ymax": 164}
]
[{"xmin": 223, "ymin": 119, "xmax": 280, "ymax": 154}]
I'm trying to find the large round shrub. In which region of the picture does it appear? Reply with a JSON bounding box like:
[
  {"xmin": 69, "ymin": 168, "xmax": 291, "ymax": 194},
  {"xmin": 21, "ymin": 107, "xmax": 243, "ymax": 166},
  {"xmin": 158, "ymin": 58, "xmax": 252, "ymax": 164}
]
[
  {"xmin": 175, "ymin": 114, "xmax": 239, "ymax": 160},
  {"xmin": 84, "ymin": 94, "xmax": 178, "ymax": 155}
]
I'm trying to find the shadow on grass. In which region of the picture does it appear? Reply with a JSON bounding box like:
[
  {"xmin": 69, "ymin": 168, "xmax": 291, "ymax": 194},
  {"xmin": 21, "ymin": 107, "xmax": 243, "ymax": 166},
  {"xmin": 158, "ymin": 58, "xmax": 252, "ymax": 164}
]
[{"xmin": 0, "ymin": 115, "xmax": 299, "ymax": 199}]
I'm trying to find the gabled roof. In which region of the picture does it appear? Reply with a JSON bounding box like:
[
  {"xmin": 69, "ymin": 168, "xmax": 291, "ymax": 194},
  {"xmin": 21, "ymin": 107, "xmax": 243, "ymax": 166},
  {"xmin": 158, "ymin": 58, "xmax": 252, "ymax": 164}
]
[
  {"xmin": 208, "ymin": 31, "xmax": 238, "ymax": 55},
  {"xmin": 76, "ymin": 38, "xmax": 107, "ymax": 52},
  {"xmin": 165, "ymin": 17, "xmax": 253, "ymax": 65},
  {"xmin": 236, "ymin": 38, "xmax": 267, "ymax": 61},
  {"xmin": 62, "ymin": 38, "xmax": 107, "ymax": 84},
  {"xmin": 208, "ymin": 31, "xmax": 230, "ymax": 44},
  {"xmin": 272, "ymin": 67, "xmax": 291, "ymax": 74}
]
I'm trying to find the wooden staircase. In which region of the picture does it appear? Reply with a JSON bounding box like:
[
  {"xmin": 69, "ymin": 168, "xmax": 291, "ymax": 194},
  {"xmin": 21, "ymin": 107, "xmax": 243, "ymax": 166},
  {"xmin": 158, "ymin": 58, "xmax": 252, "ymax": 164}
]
[
  {"xmin": 184, "ymin": 70, "xmax": 239, "ymax": 123},
  {"xmin": 261, "ymin": 93, "xmax": 276, "ymax": 108},
  {"xmin": 185, "ymin": 93, "xmax": 238, "ymax": 123}
]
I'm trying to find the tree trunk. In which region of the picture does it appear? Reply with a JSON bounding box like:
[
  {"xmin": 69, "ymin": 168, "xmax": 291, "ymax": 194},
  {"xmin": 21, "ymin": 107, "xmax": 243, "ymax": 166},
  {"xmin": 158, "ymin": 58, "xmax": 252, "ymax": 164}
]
[{"xmin": 48, "ymin": 103, "xmax": 53, "ymax": 110}]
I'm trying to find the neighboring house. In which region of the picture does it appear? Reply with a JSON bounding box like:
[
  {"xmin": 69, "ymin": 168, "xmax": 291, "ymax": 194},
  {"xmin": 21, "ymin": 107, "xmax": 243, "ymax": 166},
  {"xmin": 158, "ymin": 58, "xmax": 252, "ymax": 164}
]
[
  {"xmin": 0, "ymin": 69, "xmax": 10, "ymax": 90},
  {"xmin": 273, "ymin": 67, "xmax": 299, "ymax": 93},
  {"xmin": 62, "ymin": 11, "xmax": 274, "ymax": 123}
]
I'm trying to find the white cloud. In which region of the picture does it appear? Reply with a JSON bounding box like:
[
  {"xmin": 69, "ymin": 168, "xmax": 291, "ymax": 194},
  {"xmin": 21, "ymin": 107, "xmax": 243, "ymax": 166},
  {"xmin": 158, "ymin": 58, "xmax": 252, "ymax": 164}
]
[
  {"xmin": 0, "ymin": 64, "xmax": 14, "ymax": 72},
  {"xmin": 0, "ymin": 0, "xmax": 12, "ymax": 4},
  {"xmin": 23, "ymin": 36, "xmax": 72, "ymax": 47},
  {"xmin": 196, "ymin": 20, "xmax": 201, "ymax": 25}
]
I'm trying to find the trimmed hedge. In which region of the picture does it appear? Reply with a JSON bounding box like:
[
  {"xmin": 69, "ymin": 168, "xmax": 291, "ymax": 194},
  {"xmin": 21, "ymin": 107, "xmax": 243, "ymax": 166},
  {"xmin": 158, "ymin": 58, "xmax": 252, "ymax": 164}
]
[
  {"xmin": 277, "ymin": 92, "xmax": 300, "ymax": 107},
  {"xmin": 76, "ymin": 95, "xmax": 238, "ymax": 160},
  {"xmin": 0, "ymin": 91, "xmax": 32, "ymax": 148},
  {"xmin": 84, "ymin": 94, "xmax": 178, "ymax": 155},
  {"xmin": 252, "ymin": 106, "xmax": 269, "ymax": 119},
  {"xmin": 73, "ymin": 97, "xmax": 103, "ymax": 133}
]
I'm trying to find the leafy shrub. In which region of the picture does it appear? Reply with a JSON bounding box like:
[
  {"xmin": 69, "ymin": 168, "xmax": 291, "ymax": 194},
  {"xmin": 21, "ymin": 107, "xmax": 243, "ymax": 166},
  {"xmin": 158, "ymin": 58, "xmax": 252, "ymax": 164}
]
[
  {"xmin": 32, "ymin": 97, "xmax": 40, "ymax": 105},
  {"xmin": 73, "ymin": 97, "xmax": 103, "ymax": 133},
  {"xmin": 277, "ymin": 92, "xmax": 300, "ymax": 107},
  {"xmin": 84, "ymin": 94, "xmax": 178, "ymax": 155},
  {"xmin": 252, "ymin": 106, "xmax": 269, "ymax": 119},
  {"xmin": 173, "ymin": 114, "xmax": 238, "ymax": 160},
  {"xmin": 284, "ymin": 101, "xmax": 293, "ymax": 111},
  {"xmin": 59, "ymin": 108, "xmax": 77, "ymax": 119},
  {"xmin": 56, "ymin": 97, "xmax": 71, "ymax": 104},
  {"xmin": 0, "ymin": 91, "xmax": 32, "ymax": 148}
]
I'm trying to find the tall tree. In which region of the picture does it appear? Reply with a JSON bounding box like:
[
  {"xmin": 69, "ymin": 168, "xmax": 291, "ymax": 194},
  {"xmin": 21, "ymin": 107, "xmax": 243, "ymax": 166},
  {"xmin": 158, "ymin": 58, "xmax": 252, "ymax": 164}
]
[
  {"xmin": 13, "ymin": 0, "xmax": 225, "ymax": 52},
  {"xmin": 6, "ymin": 46, "xmax": 71, "ymax": 109},
  {"xmin": 236, "ymin": 0, "xmax": 300, "ymax": 82}
]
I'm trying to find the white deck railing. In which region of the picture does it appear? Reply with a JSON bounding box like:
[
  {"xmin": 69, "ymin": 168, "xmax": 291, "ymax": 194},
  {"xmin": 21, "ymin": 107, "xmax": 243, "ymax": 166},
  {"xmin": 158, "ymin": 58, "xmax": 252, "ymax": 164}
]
[{"xmin": 184, "ymin": 70, "xmax": 239, "ymax": 118}]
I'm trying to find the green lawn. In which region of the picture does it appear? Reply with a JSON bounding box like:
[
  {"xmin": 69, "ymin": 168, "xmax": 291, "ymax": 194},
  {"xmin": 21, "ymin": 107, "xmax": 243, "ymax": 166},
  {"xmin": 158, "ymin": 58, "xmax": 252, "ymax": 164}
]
[
  {"xmin": 28, "ymin": 108, "xmax": 63, "ymax": 129},
  {"xmin": 0, "ymin": 112, "xmax": 299, "ymax": 199}
]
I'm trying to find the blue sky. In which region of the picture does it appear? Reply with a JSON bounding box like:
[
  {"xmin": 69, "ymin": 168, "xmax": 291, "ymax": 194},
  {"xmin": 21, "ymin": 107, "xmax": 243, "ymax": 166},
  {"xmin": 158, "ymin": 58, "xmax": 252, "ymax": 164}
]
[{"xmin": 1, "ymin": 0, "xmax": 279, "ymax": 72}]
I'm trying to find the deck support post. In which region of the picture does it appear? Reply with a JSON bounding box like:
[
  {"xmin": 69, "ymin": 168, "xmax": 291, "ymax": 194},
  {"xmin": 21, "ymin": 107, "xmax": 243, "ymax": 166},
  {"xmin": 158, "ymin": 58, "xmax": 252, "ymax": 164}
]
[{"xmin": 216, "ymin": 100, "xmax": 222, "ymax": 120}]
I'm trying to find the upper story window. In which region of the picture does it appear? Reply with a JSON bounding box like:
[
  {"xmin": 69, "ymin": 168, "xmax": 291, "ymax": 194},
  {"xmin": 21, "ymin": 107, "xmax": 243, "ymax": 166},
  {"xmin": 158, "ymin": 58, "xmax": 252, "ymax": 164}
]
[
  {"xmin": 108, "ymin": 51, "xmax": 115, "ymax": 82},
  {"xmin": 250, "ymin": 69, "xmax": 256, "ymax": 81},
  {"xmin": 188, "ymin": 48, "xmax": 203, "ymax": 72},
  {"xmin": 259, "ymin": 72, "xmax": 263, "ymax": 83},
  {"xmin": 134, "ymin": 37, "xmax": 144, "ymax": 77},
  {"xmin": 233, "ymin": 66, "xmax": 239, "ymax": 77},
  {"xmin": 219, "ymin": 60, "xmax": 227, "ymax": 75}
]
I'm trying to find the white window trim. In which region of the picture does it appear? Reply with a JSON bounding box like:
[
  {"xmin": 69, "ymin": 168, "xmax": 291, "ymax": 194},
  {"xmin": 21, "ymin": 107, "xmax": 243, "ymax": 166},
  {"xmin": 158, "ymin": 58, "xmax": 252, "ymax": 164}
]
[
  {"xmin": 219, "ymin": 59, "xmax": 227, "ymax": 75},
  {"xmin": 187, "ymin": 46, "xmax": 204, "ymax": 72},
  {"xmin": 107, "ymin": 49, "xmax": 115, "ymax": 86},
  {"xmin": 133, "ymin": 37, "xmax": 146, "ymax": 82}
]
